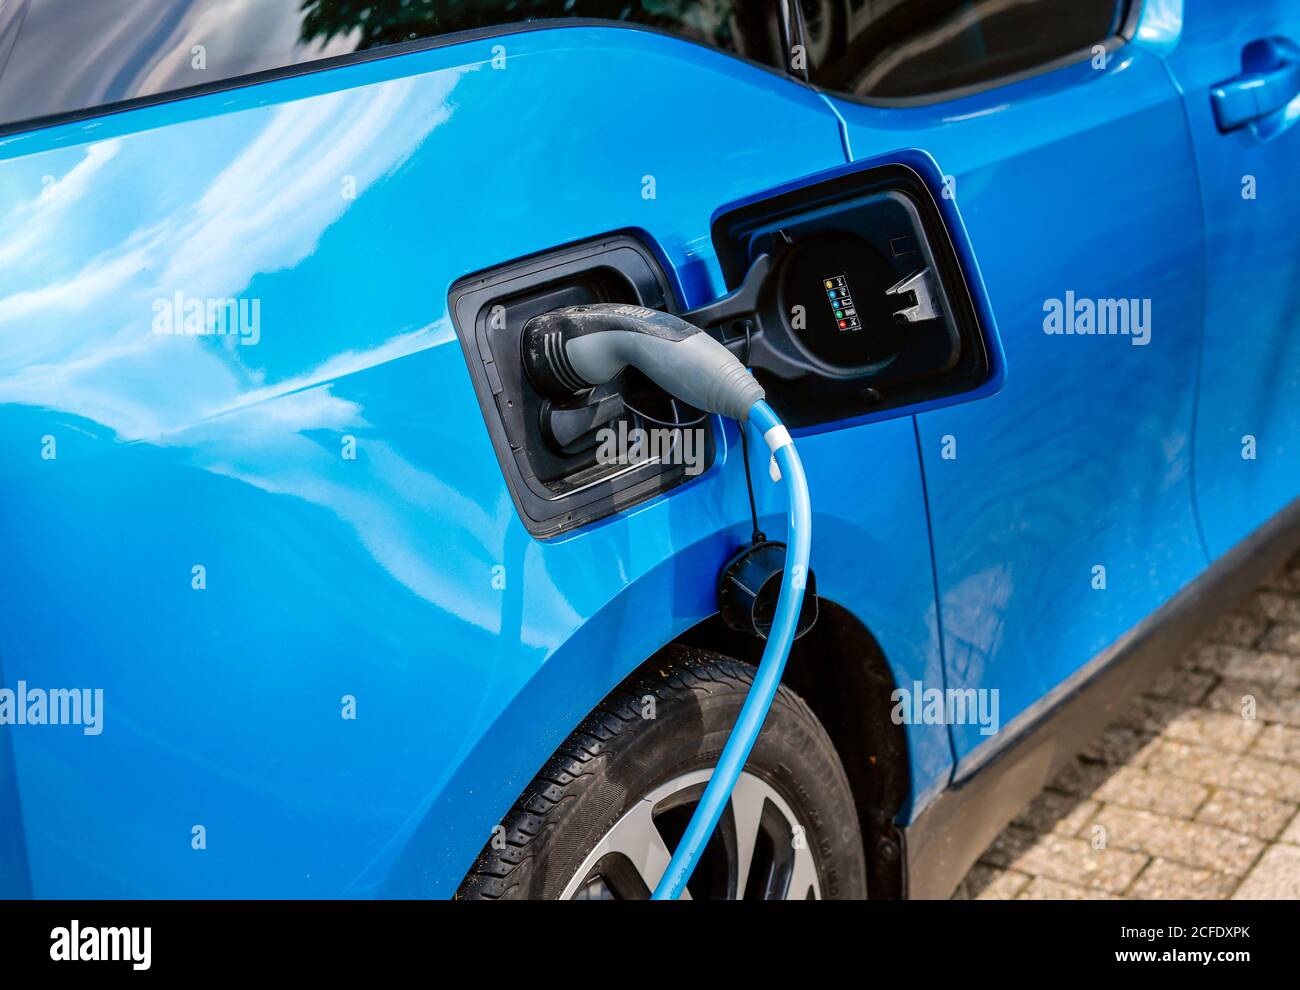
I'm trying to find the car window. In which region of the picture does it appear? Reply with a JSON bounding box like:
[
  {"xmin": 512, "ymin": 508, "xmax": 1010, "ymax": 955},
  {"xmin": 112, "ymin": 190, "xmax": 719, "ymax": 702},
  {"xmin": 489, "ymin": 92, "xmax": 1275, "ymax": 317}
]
[
  {"xmin": 799, "ymin": 0, "xmax": 1129, "ymax": 101},
  {"xmin": 0, "ymin": 0, "xmax": 788, "ymax": 128}
]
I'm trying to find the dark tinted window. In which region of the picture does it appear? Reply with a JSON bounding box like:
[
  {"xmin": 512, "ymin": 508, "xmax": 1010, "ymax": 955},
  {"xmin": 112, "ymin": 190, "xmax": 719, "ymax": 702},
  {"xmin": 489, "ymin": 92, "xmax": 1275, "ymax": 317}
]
[
  {"xmin": 800, "ymin": 0, "xmax": 1127, "ymax": 100},
  {"xmin": 0, "ymin": 0, "xmax": 788, "ymax": 128}
]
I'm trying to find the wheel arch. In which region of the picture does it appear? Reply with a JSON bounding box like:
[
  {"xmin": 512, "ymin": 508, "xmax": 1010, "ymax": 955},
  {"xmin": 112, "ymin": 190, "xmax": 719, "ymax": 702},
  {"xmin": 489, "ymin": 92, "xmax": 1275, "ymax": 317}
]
[{"xmin": 373, "ymin": 579, "xmax": 913, "ymax": 899}]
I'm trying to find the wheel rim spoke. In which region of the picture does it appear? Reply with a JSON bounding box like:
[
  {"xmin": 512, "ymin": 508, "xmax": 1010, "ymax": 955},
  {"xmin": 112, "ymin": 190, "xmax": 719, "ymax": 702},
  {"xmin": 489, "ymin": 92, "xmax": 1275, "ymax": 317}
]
[
  {"xmin": 560, "ymin": 795, "xmax": 691, "ymax": 900},
  {"xmin": 787, "ymin": 839, "xmax": 821, "ymax": 901},
  {"xmin": 602, "ymin": 798, "xmax": 684, "ymax": 898},
  {"xmin": 728, "ymin": 772, "xmax": 770, "ymax": 897},
  {"xmin": 561, "ymin": 768, "xmax": 819, "ymax": 900}
]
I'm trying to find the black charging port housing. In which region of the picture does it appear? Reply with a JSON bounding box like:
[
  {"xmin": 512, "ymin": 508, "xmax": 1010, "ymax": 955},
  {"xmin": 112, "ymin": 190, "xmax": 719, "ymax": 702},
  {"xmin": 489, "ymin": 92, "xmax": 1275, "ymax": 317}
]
[
  {"xmin": 449, "ymin": 233, "xmax": 715, "ymax": 539},
  {"xmin": 710, "ymin": 163, "xmax": 990, "ymax": 429}
]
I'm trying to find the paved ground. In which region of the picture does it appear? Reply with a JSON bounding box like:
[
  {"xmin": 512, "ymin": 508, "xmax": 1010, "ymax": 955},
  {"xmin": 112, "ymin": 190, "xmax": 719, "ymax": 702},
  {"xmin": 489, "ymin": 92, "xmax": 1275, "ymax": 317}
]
[{"xmin": 954, "ymin": 548, "xmax": 1300, "ymax": 900}]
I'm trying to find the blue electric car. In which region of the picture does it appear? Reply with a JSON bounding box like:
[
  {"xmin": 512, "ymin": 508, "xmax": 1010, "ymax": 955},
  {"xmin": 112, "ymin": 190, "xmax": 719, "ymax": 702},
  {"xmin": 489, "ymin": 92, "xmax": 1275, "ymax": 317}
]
[{"xmin": 1, "ymin": 0, "xmax": 1298, "ymax": 900}]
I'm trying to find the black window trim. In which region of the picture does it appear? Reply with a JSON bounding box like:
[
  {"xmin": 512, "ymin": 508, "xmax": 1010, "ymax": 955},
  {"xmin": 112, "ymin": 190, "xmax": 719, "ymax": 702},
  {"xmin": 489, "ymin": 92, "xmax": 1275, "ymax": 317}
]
[
  {"xmin": 0, "ymin": 0, "xmax": 1141, "ymax": 140},
  {"xmin": 804, "ymin": 0, "xmax": 1143, "ymax": 109},
  {"xmin": 0, "ymin": 10, "xmax": 801, "ymax": 139}
]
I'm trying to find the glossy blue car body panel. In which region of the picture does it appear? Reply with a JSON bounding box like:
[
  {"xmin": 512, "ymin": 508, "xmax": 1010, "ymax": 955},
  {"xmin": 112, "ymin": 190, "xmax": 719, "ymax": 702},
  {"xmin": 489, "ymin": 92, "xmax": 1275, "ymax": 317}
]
[
  {"xmin": 0, "ymin": 27, "xmax": 951, "ymax": 897},
  {"xmin": 2, "ymin": 1, "xmax": 1298, "ymax": 898}
]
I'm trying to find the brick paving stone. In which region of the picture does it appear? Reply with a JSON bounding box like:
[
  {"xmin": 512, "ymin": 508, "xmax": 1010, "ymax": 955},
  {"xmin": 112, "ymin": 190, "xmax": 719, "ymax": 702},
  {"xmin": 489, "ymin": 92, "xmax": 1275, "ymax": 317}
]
[
  {"xmin": 1263, "ymin": 570, "xmax": 1300, "ymax": 593},
  {"xmin": 1202, "ymin": 609, "xmax": 1268, "ymax": 648},
  {"xmin": 1204, "ymin": 680, "xmax": 1300, "ymax": 727},
  {"xmin": 1158, "ymin": 707, "xmax": 1262, "ymax": 753},
  {"xmin": 1183, "ymin": 641, "xmax": 1237, "ymax": 672},
  {"xmin": 1260, "ymin": 622, "xmax": 1300, "ymax": 653},
  {"xmin": 1114, "ymin": 695, "xmax": 1183, "ymax": 735},
  {"xmin": 1188, "ymin": 645, "xmax": 1300, "ymax": 689},
  {"xmin": 981, "ymin": 826, "xmax": 1147, "ymax": 893},
  {"xmin": 1250, "ymin": 723, "xmax": 1300, "ymax": 764},
  {"xmin": 1127, "ymin": 858, "xmax": 1238, "ymax": 900},
  {"xmin": 1012, "ymin": 790, "xmax": 1099, "ymax": 836},
  {"xmin": 1255, "ymin": 590, "xmax": 1300, "ymax": 624},
  {"xmin": 1144, "ymin": 739, "xmax": 1300, "ymax": 801},
  {"xmin": 1089, "ymin": 806, "xmax": 1264, "ymax": 875},
  {"xmin": 952, "ymin": 864, "xmax": 1030, "ymax": 900},
  {"xmin": 1194, "ymin": 790, "xmax": 1296, "ymax": 841},
  {"xmin": 1233, "ymin": 844, "xmax": 1300, "ymax": 899},
  {"xmin": 1263, "ymin": 555, "xmax": 1300, "ymax": 592},
  {"xmin": 1092, "ymin": 767, "xmax": 1208, "ymax": 818},
  {"xmin": 1018, "ymin": 877, "xmax": 1119, "ymax": 900},
  {"xmin": 1049, "ymin": 757, "xmax": 1117, "ymax": 797},
  {"xmin": 1079, "ymin": 725, "xmax": 1159, "ymax": 766},
  {"xmin": 1146, "ymin": 666, "xmax": 1217, "ymax": 705},
  {"xmin": 1280, "ymin": 809, "xmax": 1300, "ymax": 845}
]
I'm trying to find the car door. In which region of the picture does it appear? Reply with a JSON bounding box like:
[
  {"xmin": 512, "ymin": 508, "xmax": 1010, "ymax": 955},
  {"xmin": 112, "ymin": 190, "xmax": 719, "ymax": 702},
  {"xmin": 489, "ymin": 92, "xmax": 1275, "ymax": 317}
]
[
  {"xmin": 1163, "ymin": 0, "xmax": 1300, "ymax": 558},
  {"xmin": 805, "ymin": 0, "xmax": 1209, "ymax": 771}
]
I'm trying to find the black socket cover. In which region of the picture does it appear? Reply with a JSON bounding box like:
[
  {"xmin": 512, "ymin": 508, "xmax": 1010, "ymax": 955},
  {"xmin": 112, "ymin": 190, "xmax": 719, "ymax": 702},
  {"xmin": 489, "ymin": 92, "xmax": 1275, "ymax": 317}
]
[{"xmin": 718, "ymin": 540, "xmax": 818, "ymax": 641}]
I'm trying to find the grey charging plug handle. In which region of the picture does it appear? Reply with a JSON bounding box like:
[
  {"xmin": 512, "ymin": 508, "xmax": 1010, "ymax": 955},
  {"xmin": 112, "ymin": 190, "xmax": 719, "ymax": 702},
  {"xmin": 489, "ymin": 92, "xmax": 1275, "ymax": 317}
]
[{"xmin": 522, "ymin": 304, "xmax": 765, "ymax": 422}]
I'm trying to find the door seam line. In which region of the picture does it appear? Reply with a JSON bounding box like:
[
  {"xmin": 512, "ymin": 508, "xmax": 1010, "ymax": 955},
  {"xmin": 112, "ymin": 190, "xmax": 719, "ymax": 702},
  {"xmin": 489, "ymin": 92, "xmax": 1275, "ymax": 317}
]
[
  {"xmin": 1158, "ymin": 55, "xmax": 1214, "ymax": 566},
  {"xmin": 911, "ymin": 414, "xmax": 959, "ymax": 783},
  {"xmin": 816, "ymin": 90, "xmax": 855, "ymax": 161}
]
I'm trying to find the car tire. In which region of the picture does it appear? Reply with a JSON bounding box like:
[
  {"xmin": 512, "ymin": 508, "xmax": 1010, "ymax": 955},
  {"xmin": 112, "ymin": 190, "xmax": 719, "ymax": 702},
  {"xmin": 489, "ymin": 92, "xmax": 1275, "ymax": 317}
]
[{"xmin": 456, "ymin": 644, "xmax": 867, "ymax": 900}]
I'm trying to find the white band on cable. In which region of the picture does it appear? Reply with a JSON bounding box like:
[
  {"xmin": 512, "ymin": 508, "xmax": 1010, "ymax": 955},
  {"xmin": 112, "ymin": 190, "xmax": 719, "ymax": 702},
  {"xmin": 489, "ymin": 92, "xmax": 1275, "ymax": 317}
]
[
  {"xmin": 763, "ymin": 425, "xmax": 792, "ymax": 453},
  {"xmin": 763, "ymin": 425, "xmax": 792, "ymax": 482}
]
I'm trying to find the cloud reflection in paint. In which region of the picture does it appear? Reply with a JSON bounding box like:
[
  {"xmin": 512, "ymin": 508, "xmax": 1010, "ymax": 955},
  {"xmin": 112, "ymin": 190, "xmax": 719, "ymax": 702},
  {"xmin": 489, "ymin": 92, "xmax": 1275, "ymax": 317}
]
[{"xmin": 0, "ymin": 62, "xmax": 552, "ymax": 627}]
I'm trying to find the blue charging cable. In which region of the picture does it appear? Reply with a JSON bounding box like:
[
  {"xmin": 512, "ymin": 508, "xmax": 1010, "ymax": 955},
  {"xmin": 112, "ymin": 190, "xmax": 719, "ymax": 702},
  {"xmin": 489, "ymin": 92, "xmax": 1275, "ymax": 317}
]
[
  {"xmin": 520, "ymin": 305, "xmax": 814, "ymax": 902},
  {"xmin": 652, "ymin": 399, "xmax": 811, "ymax": 900}
]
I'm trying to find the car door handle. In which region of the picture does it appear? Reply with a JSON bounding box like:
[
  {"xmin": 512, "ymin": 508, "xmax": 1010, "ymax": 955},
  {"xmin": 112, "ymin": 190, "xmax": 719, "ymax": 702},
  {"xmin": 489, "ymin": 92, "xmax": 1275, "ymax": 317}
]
[{"xmin": 1211, "ymin": 44, "xmax": 1300, "ymax": 131}]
